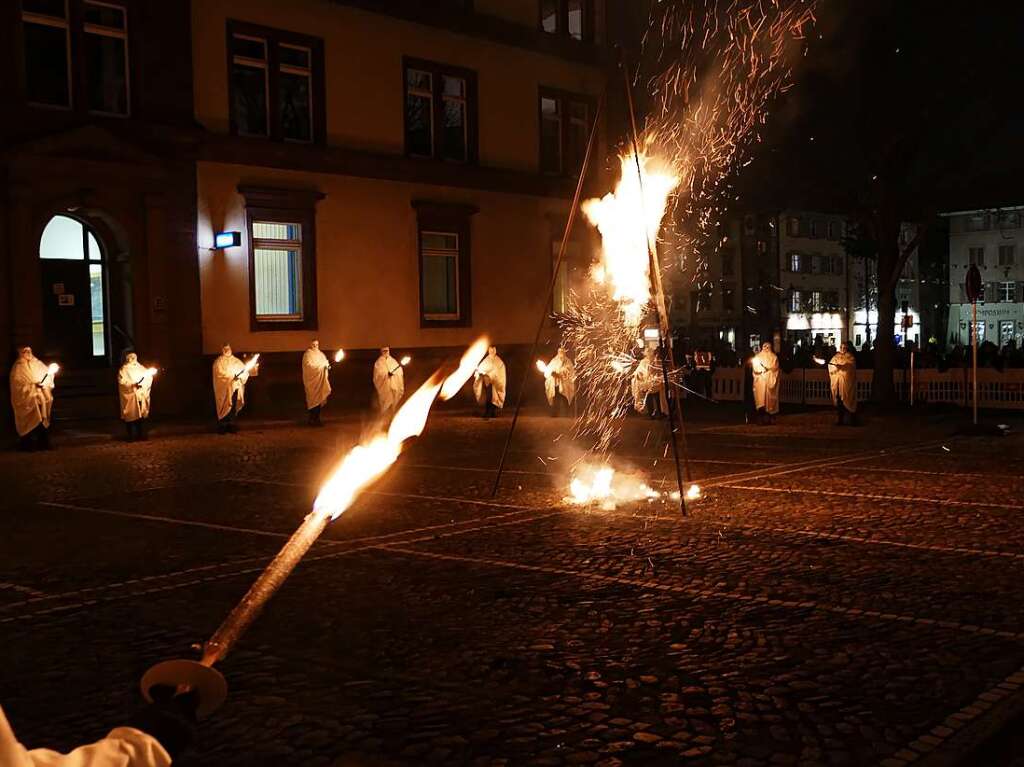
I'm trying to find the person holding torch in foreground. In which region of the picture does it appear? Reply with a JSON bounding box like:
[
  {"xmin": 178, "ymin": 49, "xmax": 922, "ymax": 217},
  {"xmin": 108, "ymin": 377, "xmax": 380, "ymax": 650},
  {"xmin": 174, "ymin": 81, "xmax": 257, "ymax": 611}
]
[
  {"xmin": 826, "ymin": 341, "xmax": 858, "ymax": 426},
  {"xmin": 9, "ymin": 346, "xmax": 56, "ymax": 451},
  {"xmin": 373, "ymin": 346, "xmax": 405, "ymax": 418},
  {"xmin": 118, "ymin": 350, "xmax": 156, "ymax": 442},
  {"xmin": 751, "ymin": 341, "xmax": 780, "ymax": 424},
  {"xmin": 301, "ymin": 339, "xmax": 336, "ymax": 427},
  {"xmin": 212, "ymin": 344, "xmax": 257, "ymax": 434}
]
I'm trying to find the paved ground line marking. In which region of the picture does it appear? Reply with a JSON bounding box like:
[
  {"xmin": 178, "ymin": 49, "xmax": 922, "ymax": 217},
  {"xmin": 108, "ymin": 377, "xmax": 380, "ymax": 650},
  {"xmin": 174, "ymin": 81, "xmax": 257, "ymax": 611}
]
[
  {"xmin": 719, "ymin": 485, "xmax": 1024, "ymax": 511},
  {"xmin": 0, "ymin": 582, "xmax": 46, "ymax": 597},
  {"xmin": 38, "ymin": 501, "xmax": 295, "ymax": 538},
  {"xmin": 0, "ymin": 507, "xmax": 556, "ymax": 624},
  {"xmin": 375, "ymin": 545, "xmax": 1024, "ymax": 641}
]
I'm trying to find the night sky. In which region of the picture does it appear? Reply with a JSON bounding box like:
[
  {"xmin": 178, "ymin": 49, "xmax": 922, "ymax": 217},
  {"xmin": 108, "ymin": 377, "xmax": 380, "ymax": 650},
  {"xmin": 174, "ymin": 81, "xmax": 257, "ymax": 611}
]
[{"xmin": 737, "ymin": 0, "xmax": 1024, "ymax": 214}]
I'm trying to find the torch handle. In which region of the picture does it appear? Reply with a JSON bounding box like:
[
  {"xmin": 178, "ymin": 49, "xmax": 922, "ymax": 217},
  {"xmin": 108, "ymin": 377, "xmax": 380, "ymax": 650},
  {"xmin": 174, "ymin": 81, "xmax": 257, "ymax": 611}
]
[{"xmin": 200, "ymin": 511, "xmax": 330, "ymax": 666}]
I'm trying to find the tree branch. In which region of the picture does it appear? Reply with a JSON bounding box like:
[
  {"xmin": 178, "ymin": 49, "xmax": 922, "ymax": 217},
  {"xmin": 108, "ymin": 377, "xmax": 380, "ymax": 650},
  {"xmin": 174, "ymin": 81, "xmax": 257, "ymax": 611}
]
[{"xmin": 883, "ymin": 223, "xmax": 926, "ymax": 295}]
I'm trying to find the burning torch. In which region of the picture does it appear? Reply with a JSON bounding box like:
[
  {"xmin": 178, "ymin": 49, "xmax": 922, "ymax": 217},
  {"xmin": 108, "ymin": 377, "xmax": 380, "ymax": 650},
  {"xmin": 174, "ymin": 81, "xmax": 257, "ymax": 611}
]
[
  {"xmin": 38, "ymin": 363, "xmax": 60, "ymax": 386},
  {"xmin": 389, "ymin": 355, "xmax": 411, "ymax": 376},
  {"xmin": 234, "ymin": 354, "xmax": 260, "ymax": 380},
  {"xmin": 136, "ymin": 367, "xmax": 159, "ymax": 387},
  {"xmin": 141, "ymin": 339, "xmax": 487, "ymax": 715}
]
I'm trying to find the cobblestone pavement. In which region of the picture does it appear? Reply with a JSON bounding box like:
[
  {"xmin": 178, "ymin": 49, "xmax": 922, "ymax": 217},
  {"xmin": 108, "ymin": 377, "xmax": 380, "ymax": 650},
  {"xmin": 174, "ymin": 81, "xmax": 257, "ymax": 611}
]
[{"xmin": 1, "ymin": 408, "xmax": 1023, "ymax": 766}]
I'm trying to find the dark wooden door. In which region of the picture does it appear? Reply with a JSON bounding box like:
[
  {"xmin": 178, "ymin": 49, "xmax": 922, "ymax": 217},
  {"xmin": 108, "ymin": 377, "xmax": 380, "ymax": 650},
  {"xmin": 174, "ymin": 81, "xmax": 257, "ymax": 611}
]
[{"xmin": 41, "ymin": 260, "xmax": 93, "ymax": 366}]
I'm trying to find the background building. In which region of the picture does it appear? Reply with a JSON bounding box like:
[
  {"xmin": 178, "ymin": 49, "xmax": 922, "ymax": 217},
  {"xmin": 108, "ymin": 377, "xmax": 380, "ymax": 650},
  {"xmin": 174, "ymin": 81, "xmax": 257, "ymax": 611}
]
[{"xmin": 944, "ymin": 206, "xmax": 1024, "ymax": 347}]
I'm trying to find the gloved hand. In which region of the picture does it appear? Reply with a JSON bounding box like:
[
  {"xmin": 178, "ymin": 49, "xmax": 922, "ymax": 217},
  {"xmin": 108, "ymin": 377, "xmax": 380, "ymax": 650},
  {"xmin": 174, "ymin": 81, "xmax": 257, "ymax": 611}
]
[{"xmin": 126, "ymin": 685, "xmax": 200, "ymax": 760}]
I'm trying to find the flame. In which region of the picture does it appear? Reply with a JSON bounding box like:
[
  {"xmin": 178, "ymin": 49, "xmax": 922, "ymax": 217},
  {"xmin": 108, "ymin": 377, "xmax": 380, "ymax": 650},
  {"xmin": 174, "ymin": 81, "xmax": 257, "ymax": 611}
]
[
  {"xmin": 686, "ymin": 484, "xmax": 702, "ymax": 500},
  {"xmin": 145, "ymin": 367, "xmax": 159, "ymax": 378},
  {"xmin": 243, "ymin": 354, "xmax": 260, "ymax": 373},
  {"xmin": 581, "ymin": 152, "xmax": 679, "ymax": 326},
  {"xmin": 812, "ymin": 356, "xmax": 825, "ymax": 365},
  {"xmin": 47, "ymin": 363, "xmax": 60, "ymax": 377},
  {"xmin": 440, "ymin": 337, "xmax": 489, "ymax": 400},
  {"xmin": 334, "ymin": 349, "xmax": 345, "ymax": 363},
  {"xmin": 566, "ymin": 463, "xmax": 660, "ymax": 508},
  {"xmin": 536, "ymin": 359, "xmax": 549, "ymax": 376},
  {"xmin": 400, "ymin": 355, "xmax": 411, "ymax": 366}
]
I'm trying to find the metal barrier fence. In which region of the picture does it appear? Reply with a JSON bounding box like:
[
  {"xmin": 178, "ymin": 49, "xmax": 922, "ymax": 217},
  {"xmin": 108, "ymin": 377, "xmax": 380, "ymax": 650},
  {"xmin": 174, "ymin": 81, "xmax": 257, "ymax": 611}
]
[{"xmin": 709, "ymin": 368, "xmax": 1024, "ymax": 409}]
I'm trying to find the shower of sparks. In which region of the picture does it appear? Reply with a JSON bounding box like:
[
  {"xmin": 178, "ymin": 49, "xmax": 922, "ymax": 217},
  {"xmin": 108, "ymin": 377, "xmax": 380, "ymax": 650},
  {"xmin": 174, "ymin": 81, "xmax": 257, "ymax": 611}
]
[{"xmin": 558, "ymin": 0, "xmax": 816, "ymax": 459}]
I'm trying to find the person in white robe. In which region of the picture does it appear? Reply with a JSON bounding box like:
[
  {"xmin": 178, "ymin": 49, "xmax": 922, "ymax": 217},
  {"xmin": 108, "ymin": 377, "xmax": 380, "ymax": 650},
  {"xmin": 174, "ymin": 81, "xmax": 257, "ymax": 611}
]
[
  {"xmin": 631, "ymin": 346, "xmax": 667, "ymax": 418},
  {"xmin": 118, "ymin": 351, "xmax": 154, "ymax": 441},
  {"xmin": 373, "ymin": 347, "xmax": 404, "ymax": 417},
  {"xmin": 301, "ymin": 340, "xmax": 331, "ymax": 426},
  {"xmin": 473, "ymin": 346, "xmax": 507, "ymax": 418},
  {"xmin": 9, "ymin": 346, "xmax": 54, "ymax": 451},
  {"xmin": 212, "ymin": 345, "xmax": 252, "ymax": 433},
  {"xmin": 828, "ymin": 341, "xmax": 858, "ymax": 425},
  {"xmin": 751, "ymin": 341, "xmax": 781, "ymax": 424},
  {"xmin": 543, "ymin": 347, "xmax": 576, "ymax": 417}
]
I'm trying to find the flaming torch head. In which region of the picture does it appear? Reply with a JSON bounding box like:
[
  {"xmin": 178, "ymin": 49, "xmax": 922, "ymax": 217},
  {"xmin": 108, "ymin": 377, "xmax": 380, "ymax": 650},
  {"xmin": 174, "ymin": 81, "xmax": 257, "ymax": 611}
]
[
  {"xmin": 146, "ymin": 367, "xmax": 159, "ymax": 378},
  {"xmin": 243, "ymin": 353, "xmax": 260, "ymax": 373},
  {"xmin": 686, "ymin": 484, "xmax": 702, "ymax": 501},
  {"xmin": 535, "ymin": 359, "xmax": 549, "ymax": 376},
  {"xmin": 334, "ymin": 349, "xmax": 345, "ymax": 363},
  {"xmin": 440, "ymin": 337, "xmax": 489, "ymax": 400},
  {"xmin": 47, "ymin": 363, "xmax": 60, "ymax": 377},
  {"xmin": 400, "ymin": 355, "xmax": 411, "ymax": 366}
]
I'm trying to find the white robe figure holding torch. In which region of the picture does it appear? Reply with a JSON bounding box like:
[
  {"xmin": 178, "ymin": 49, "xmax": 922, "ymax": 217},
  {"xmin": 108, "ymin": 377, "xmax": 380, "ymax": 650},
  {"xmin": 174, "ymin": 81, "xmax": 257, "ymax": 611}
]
[
  {"xmin": 9, "ymin": 346, "xmax": 55, "ymax": 451},
  {"xmin": 213, "ymin": 345, "xmax": 255, "ymax": 434},
  {"xmin": 828, "ymin": 341, "xmax": 858, "ymax": 426},
  {"xmin": 373, "ymin": 347, "xmax": 405, "ymax": 418},
  {"xmin": 301, "ymin": 340, "xmax": 331, "ymax": 427},
  {"xmin": 473, "ymin": 345, "xmax": 506, "ymax": 418},
  {"xmin": 631, "ymin": 346, "xmax": 667, "ymax": 418},
  {"xmin": 118, "ymin": 351, "xmax": 155, "ymax": 442},
  {"xmin": 543, "ymin": 347, "xmax": 576, "ymax": 417},
  {"xmin": 751, "ymin": 341, "xmax": 781, "ymax": 424}
]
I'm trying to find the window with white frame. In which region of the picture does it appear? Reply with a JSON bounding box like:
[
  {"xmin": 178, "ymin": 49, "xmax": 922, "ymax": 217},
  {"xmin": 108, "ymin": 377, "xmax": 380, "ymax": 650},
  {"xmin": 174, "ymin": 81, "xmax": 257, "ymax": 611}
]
[
  {"xmin": 540, "ymin": 89, "xmax": 591, "ymax": 175},
  {"xmin": 83, "ymin": 1, "xmax": 129, "ymax": 115},
  {"xmin": 420, "ymin": 232, "xmax": 460, "ymax": 321},
  {"xmin": 789, "ymin": 252, "xmax": 802, "ymax": 272},
  {"xmin": 790, "ymin": 290, "xmax": 802, "ymax": 313},
  {"xmin": 1000, "ymin": 281, "xmax": 1016, "ymax": 303},
  {"xmin": 252, "ymin": 221, "xmax": 304, "ymax": 321},
  {"xmin": 228, "ymin": 21, "xmax": 322, "ymax": 143},
  {"xmin": 999, "ymin": 244, "xmax": 1016, "ymax": 266},
  {"xmin": 404, "ymin": 59, "xmax": 476, "ymax": 163},
  {"xmin": 21, "ymin": 0, "xmax": 71, "ymax": 107},
  {"xmin": 811, "ymin": 291, "xmax": 823, "ymax": 311}
]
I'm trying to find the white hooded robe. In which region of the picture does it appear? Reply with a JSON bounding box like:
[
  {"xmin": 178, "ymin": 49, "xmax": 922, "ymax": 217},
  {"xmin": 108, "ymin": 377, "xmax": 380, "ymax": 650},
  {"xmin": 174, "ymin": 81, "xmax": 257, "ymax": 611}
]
[
  {"xmin": 0, "ymin": 706, "xmax": 170, "ymax": 767},
  {"xmin": 302, "ymin": 347, "xmax": 331, "ymax": 410},
  {"xmin": 118, "ymin": 360, "xmax": 153, "ymax": 423},
  {"xmin": 212, "ymin": 353, "xmax": 248, "ymax": 421},
  {"xmin": 474, "ymin": 352, "xmax": 507, "ymax": 408},
  {"xmin": 828, "ymin": 350, "xmax": 857, "ymax": 412},
  {"xmin": 373, "ymin": 354, "xmax": 405, "ymax": 413},
  {"xmin": 9, "ymin": 356, "xmax": 54, "ymax": 437},
  {"xmin": 751, "ymin": 347, "xmax": 780, "ymax": 414},
  {"xmin": 544, "ymin": 351, "xmax": 576, "ymax": 406},
  {"xmin": 631, "ymin": 356, "xmax": 667, "ymax": 413}
]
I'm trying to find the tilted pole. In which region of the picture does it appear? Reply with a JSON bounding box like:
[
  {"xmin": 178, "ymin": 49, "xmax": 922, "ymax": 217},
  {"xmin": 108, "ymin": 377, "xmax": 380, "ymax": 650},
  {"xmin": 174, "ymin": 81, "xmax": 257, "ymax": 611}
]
[
  {"xmin": 620, "ymin": 54, "xmax": 691, "ymax": 516},
  {"xmin": 490, "ymin": 93, "xmax": 606, "ymax": 498}
]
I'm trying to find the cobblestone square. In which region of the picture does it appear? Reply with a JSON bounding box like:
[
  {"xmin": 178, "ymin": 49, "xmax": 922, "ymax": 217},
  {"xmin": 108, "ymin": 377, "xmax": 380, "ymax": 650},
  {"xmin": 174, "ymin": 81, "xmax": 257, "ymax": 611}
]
[{"xmin": 2, "ymin": 410, "xmax": 1023, "ymax": 766}]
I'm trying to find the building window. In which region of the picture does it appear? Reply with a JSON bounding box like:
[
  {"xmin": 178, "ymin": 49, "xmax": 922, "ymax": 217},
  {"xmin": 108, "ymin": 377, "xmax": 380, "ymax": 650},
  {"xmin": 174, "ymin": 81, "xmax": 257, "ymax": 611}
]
[
  {"xmin": 965, "ymin": 214, "xmax": 987, "ymax": 232},
  {"xmin": 809, "ymin": 219, "xmax": 820, "ymax": 238},
  {"xmin": 404, "ymin": 59, "xmax": 477, "ymax": 163},
  {"xmin": 827, "ymin": 220, "xmax": 841, "ymax": 241},
  {"xmin": 540, "ymin": 0, "xmax": 591, "ymax": 41},
  {"xmin": 969, "ymin": 247, "xmax": 985, "ymax": 266},
  {"xmin": 999, "ymin": 245, "xmax": 1016, "ymax": 266},
  {"xmin": 539, "ymin": 89, "xmax": 592, "ymax": 175},
  {"xmin": 811, "ymin": 291, "xmax": 823, "ymax": 311},
  {"xmin": 228, "ymin": 21, "xmax": 324, "ymax": 143},
  {"xmin": 721, "ymin": 249, "xmax": 735, "ymax": 277},
  {"xmin": 413, "ymin": 201, "xmax": 477, "ymax": 327},
  {"xmin": 83, "ymin": 1, "xmax": 129, "ymax": 115},
  {"xmin": 39, "ymin": 214, "xmax": 107, "ymax": 356},
  {"xmin": 824, "ymin": 291, "xmax": 839, "ymax": 311},
  {"xmin": 998, "ymin": 212, "xmax": 1021, "ymax": 229},
  {"xmin": 240, "ymin": 186, "xmax": 323, "ymax": 331},
  {"xmin": 1000, "ymin": 282, "xmax": 1016, "ymax": 303},
  {"xmin": 722, "ymin": 285, "xmax": 735, "ymax": 312},
  {"xmin": 21, "ymin": 0, "xmax": 129, "ymax": 114},
  {"xmin": 787, "ymin": 217, "xmax": 801, "ymax": 237},
  {"xmin": 789, "ymin": 252, "xmax": 802, "ymax": 273},
  {"xmin": 789, "ymin": 290, "xmax": 802, "ymax": 313}
]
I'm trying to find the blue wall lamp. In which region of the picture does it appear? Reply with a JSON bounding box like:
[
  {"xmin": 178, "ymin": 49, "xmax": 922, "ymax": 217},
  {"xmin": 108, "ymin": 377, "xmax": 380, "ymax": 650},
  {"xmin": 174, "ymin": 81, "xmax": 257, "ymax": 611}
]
[{"xmin": 213, "ymin": 231, "xmax": 241, "ymax": 249}]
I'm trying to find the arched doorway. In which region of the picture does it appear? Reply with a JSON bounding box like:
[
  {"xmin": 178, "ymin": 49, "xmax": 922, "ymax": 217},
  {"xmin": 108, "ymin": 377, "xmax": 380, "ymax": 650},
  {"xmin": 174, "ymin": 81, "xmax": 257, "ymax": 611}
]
[{"xmin": 38, "ymin": 214, "xmax": 110, "ymax": 367}]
